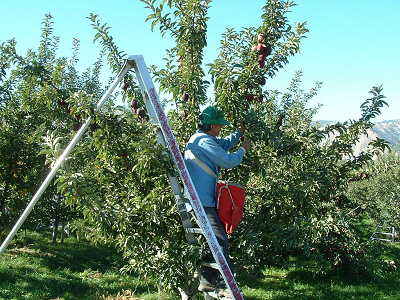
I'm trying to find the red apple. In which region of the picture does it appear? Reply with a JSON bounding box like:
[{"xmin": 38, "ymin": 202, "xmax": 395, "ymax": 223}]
[
  {"xmin": 245, "ymin": 94, "xmax": 254, "ymax": 102},
  {"xmin": 256, "ymin": 43, "xmax": 265, "ymax": 53},
  {"xmin": 137, "ymin": 108, "xmax": 145, "ymax": 118},
  {"xmin": 130, "ymin": 99, "xmax": 139, "ymax": 109},
  {"xmin": 181, "ymin": 110, "xmax": 188, "ymax": 119},
  {"xmin": 259, "ymin": 54, "xmax": 266, "ymax": 61},
  {"xmin": 260, "ymin": 77, "xmax": 266, "ymax": 86},
  {"xmin": 257, "ymin": 95, "xmax": 263, "ymax": 103},
  {"xmin": 57, "ymin": 100, "xmax": 67, "ymax": 106},
  {"xmin": 258, "ymin": 60, "xmax": 265, "ymax": 68},
  {"xmin": 122, "ymin": 150, "xmax": 129, "ymax": 158},
  {"xmin": 264, "ymin": 46, "xmax": 272, "ymax": 56},
  {"xmin": 122, "ymin": 82, "xmax": 129, "ymax": 91},
  {"xmin": 182, "ymin": 93, "xmax": 189, "ymax": 102},
  {"xmin": 90, "ymin": 123, "xmax": 97, "ymax": 132},
  {"xmin": 73, "ymin": 123, "xmax": 81, "ymax": 132},
  {"xmin": 258, "ymin": 33, "xmax": 264, "ymax": 43}
]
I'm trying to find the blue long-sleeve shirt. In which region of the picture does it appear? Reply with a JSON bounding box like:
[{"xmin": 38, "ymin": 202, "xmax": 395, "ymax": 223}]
[{"xmin": 184, "ymin": 129, "xmax": 245, "ymax": 207}]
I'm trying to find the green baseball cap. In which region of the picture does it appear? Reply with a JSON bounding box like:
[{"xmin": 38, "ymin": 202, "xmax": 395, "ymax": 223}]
[{"xmin": 200, "ymin": 106, "xmax": 230, "ymax": 126}]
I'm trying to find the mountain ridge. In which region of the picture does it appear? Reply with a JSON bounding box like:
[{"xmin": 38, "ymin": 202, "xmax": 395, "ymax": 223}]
[{"xmin": 315, "ymin": 119, "xmax": 400, "ymax": 155}]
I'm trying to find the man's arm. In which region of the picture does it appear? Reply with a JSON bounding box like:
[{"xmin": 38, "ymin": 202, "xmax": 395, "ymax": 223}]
[{"xmin": 199, "ymin": 138, "xmax": 246, "ymax": 169}]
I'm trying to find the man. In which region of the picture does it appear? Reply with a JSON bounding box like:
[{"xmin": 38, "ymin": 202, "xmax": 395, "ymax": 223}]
[{"xmin": 184, "ymin": 106, "xmax": 251, "ymax": 298}]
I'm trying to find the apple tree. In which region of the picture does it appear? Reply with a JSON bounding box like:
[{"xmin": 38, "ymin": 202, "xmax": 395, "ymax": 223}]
[
  {"xmin": 346, "ymin": 147, "xmax": 400, "ymax": 232},
  {"xmin": 140, "ymin": 0, "xmax": 390, "ymax": 279},
  {"xmin": 0, "ymin": 14, "xmax": 105, "ymax": 242}
]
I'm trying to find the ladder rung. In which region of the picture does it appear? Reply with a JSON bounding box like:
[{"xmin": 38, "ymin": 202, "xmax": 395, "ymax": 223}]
[
  {"xmin": 203, "ymin": 289, "xmax": 241, "ymax": 300},
  {"xmin": 202, "ymin": 261, "xmax": 220, "ymax": 270},
  {"xmin": 186, "ymin": 228, "xmax": 204, "ymax": 235},
  {"xmin": 203, "ymin": 291, "xmax": 218, "ymax": 299},
  {"xmin": 377, "ymin": 226, "xmax": 395, "ymax": 230},
  {"xmin": 371, "ymin": 237, "xmax": 393, "ymax": 242},
  {"xmin": 374, "ymin": 232, "xmax": 394, "ymax": 235}
]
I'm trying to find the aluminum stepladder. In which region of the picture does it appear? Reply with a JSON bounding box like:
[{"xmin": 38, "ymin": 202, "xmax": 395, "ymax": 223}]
[
  {"xmin": 369, "ymin": 192, "xmax": 400, "ymax": 243},
  {"xmin": 129, "ymin": 55, "xmax": 243, "ymax": 300},
  {"xmin": 370, "ymin": 192, "xmax": 397, "ymax": 243},
  {"xmin": 369, "ymin": 216, "xmax": 395, "ymax": 243}
]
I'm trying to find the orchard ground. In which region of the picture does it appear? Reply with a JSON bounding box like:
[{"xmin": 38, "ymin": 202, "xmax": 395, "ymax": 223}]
[{"xmin": 0, "ymin": 222, "xmax": 399, "ymax": 300}]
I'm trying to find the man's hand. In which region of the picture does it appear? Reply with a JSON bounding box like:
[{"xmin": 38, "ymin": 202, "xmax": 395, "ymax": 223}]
[{"xmin": 241, "ymin": 139, "xmax": 252, "ymax": 151}]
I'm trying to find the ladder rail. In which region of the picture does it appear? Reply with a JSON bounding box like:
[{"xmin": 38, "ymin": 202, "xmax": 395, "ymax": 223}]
[{"xmin": 130, "ymin": 55, "xmax": 243, "ymax": 299}]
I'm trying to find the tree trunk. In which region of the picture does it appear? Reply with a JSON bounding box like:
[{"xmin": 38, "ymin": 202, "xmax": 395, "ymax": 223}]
[
  {"xmin": 52, "ymin": 215, "xmax": 59, "ymax": 244},
  {"xmin": 0, "ymin": 184, "xmax": 10, "ymax": 244},
  {"xmin": 177, "ymin": 271, "xmax": 200, "ymax": 300},
  {"xmin": 60, "ymin": 219, "xmax": 65, "ymax": 244}
]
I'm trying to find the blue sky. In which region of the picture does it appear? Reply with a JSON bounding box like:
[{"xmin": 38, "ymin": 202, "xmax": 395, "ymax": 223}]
[{"xmin": 1, "ymin": 0, "xmax": 399, "ymax": 122}]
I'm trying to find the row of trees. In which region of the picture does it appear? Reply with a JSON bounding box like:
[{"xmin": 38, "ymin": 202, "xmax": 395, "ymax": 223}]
[{"xmin": 0, "ymin": 0, "xmax": 394, "ymax": 298}]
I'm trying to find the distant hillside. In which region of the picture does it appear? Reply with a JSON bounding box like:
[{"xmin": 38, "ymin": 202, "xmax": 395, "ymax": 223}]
[
  {"xmin": 370, "ymin": 120, "xmax": 400, "ymax": 146},
  {"xmin": 314, "ymin": 119, "xmax": 400, "ymax": 155}
]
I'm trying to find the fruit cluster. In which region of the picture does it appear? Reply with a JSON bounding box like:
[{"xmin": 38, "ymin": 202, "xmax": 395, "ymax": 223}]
[
  {"xmin": 122, "ymin": 81, "xmax": 147, "ymax": 123},
  {"xmin": 244, "ymin": 33, "xmax": 273, "ymax": 109},
  {"xmin": 57, "ymin": 99, "xmax": 94, "ymax": 132},
  {"xmin": 252, "ymin": 33, "xmax": 272, "ymax": 69},
  {"xmin": 348, "ymin": 173, "xmax": 369, "ymax": 182},
  {"xmin": 130, "ymin": 99, "xmax": 146, "ymax": 123}
]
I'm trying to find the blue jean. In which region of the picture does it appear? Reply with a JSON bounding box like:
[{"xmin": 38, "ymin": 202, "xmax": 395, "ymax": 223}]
[{"xmin": 201, "ymin": 206, "xmax": 233, "ymax": 285}]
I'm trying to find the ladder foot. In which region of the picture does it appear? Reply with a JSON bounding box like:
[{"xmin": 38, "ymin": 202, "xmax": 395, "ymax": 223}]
[{"xmin": 203, "ymin": 291, "xmax": 241, "ymax": 300}]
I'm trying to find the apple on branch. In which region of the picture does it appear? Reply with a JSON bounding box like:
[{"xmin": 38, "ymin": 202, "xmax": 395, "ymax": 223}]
[
  {"xmin": 256, "ymin": 43, "xmax": 265, "ymax": 53},
  {"xmin": 122, "ymin": 150, "xmax": 129, "ymax": 158},
  {"xmin": 130, "ymin": 99, "xmax": 139, "ymax": 109},
  {"xmin": 122, "ymin": 82, "xmax": 129, "ymax": 91},
  {"xmin": 73, "ymin": 123, "xmax": 81, "ymax": 132},
  {"xmin": 181, "ymin": 93, "xmax": 189, "ymax": 102},
  {"xmin": 264, "ymin": 45, "xmax": 272, "ymax": 56},
  {"xmin": 245, "ymin": 94, "xmax": 254, "ymax": 102}
]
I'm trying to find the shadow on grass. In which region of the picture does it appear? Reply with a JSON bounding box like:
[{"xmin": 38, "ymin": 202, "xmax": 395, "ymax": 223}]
[
  {"xmin": 0, "ymin": 230, "xmax": 158, "ymax": 300},
  {"xmin": 238, "ymin": 241, "xmax": 400, "ymax": 300}
]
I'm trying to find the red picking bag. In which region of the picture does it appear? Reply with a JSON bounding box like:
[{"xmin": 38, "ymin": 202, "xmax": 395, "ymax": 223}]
[{"xmin": 216, "ymin": 181, "xmax": 246, "ymax": 234}]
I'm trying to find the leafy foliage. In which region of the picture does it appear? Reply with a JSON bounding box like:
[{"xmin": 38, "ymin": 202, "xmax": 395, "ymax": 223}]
[
  {"xmin": 139, "ymin": 0, "xmax": 390, "ymax": 283},
  {"xmin": 346, "ymin": 148, "xmax": 400, "ymax": 230}
]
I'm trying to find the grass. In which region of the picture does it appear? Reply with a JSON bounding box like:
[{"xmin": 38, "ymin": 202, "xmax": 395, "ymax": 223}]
[
  {"xmin": 239, "ymin": 264, "xmax": 400, "ymax": 300},
  {"xmin": 0, "ymin": 230, "xmax": 160, "ymax": 300},
  {"xmin": 0, "ymin": 227, "xmax": 399, "ymax": 300}
]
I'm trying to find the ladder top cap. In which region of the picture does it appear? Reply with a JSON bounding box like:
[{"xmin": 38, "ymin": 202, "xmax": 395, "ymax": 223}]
[
  {"xmin": 127, "ymin": 55, "xmax": 144, "ymax": 67},
  {"xmin": 127, "ymin": 55, "xmax": 143, "ymax": 61}
]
